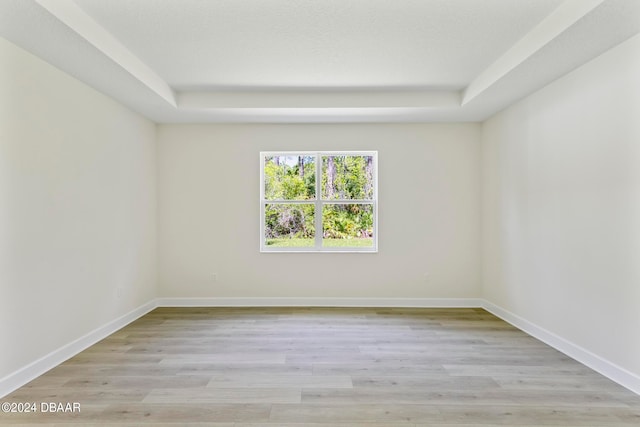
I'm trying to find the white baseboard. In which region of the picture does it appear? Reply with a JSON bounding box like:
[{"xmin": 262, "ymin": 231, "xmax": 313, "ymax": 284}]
[
  {"xmin": 156, "ymin": 297, "xmax": 482, "ymax": 308},
  {"xmin": 481, "ymin": 299, "xmax": 640, "ymax": 396},
  {"xmin": 0, "ymin": 300, "xmax": 157, "ymax": 398}
]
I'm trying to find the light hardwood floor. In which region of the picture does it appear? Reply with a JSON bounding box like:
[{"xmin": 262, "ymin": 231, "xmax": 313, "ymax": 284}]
[{"xmin": 1, "ymin": 307, "xmax": 639, "ymax": 426}]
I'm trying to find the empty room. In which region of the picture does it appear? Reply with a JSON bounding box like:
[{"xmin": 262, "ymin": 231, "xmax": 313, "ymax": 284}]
[{"xmin": 1, "ymin": 0, "xmax": 639, "ymax": 425}]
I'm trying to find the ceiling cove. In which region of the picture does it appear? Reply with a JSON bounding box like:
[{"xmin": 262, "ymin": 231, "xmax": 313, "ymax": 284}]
[{"xmin": 2, "ymin": 0, "xmax": 639, "ymax": 122}]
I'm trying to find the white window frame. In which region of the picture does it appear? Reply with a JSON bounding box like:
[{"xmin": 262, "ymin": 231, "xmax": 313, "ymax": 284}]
[{"xmin": 260, "ymin": 151, "xmax": 378, "ymax": 253}]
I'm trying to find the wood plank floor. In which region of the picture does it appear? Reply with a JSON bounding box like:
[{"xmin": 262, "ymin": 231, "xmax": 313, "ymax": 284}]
[{"xmin": 1, "ymin": 307, "xmax": 639, "ymax": 426}]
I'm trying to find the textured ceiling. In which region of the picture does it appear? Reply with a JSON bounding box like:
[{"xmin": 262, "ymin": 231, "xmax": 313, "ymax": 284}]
[{"xmin": 1, "ymin": 0, "xmax": 639, "ymax": 123}]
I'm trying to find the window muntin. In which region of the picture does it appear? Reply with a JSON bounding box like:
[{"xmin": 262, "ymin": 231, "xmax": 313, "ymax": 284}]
[{"xmin": 260, "ymin": 151, "xmax": 377, "ymax": 252}]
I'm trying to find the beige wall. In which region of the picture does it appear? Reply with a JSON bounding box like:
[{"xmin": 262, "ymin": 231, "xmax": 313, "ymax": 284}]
[
  {"xmin": 481, "ymin": 34, "xmax": 640, "ymax": 376},
  {"xmin": 157, "ymin": 123, "xmax": 481, "ymax": 299},
  {"xmin": 0, "ymin": 38, "xmax": 157, "ymax": 380}
]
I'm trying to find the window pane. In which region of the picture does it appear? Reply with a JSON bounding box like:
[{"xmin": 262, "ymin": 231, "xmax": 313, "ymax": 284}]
[
  {"xmin": 264, "ymin": 155, "xmax": 316, "ymax": 200},
  {"xmin": 322, "ymin": 204, "xmax": 373, "ymax": 248},
  {"xmin": 264, "ymin": 204, "xmax": 315, "ymax": 247},
  {"xmin": 322, "ymin": 155, "xmax": 374, "ymax": 200}
]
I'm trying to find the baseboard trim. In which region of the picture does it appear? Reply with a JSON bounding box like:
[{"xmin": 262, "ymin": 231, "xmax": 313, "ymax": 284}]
[
  {"xmin": 156, "ymin": 297, "xmax": 483, "ymax": 308},
  {"xmin": 0, "ymin": 300, "xmax": 157, "ymax": 398},
  {"xmin": 481, "ymin": 299, "xmax": 640, "ymax": 396}
]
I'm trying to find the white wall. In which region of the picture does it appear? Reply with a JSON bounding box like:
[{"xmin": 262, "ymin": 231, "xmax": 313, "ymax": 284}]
[
  {"xmin": 158, "ymin": 123, "xmax": 481, "ymax": 300},
  {"xmin": 481, "ymin": 34, "xmax": 640, "ymax": 378},
  {"xmin": 0, "ymin": 38, "xmax": 157, "ymax": 381}
]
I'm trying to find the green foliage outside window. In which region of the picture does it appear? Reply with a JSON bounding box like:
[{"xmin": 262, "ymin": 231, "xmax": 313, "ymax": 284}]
[
  {"xmin": 264, "ymin": 155, "xmax": 315, "ymax": 200},
  {"xmin": 263, "ymin": 154, "xmax": 375, "ymax": 248}
]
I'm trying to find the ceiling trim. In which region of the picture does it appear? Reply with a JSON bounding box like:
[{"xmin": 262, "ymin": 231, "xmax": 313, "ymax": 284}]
[
  {"xmin": 35, "ymin": 0, "xmax": 176, "ymax": 107},
  {"xmin": 178, "ymin": 89, "xmax": 461, "ymax": 109},
  {"xmin": 462, "ymin": 0, "xmax": 604, "ymax": 105}
]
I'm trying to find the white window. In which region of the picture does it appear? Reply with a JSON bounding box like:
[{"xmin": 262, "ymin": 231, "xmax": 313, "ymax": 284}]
[{"xmin": 260, "ymin": 151, "xmax": 378, "ymax": 252}]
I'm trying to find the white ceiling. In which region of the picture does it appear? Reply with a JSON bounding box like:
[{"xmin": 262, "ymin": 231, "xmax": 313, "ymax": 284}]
[
  {"xmin": 73, "ymin": 0, "xmax": 562, "ymax": 89},
  {"xmin": 1, "ymin": 0, "xmax": 639, "ymax": 123}
]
